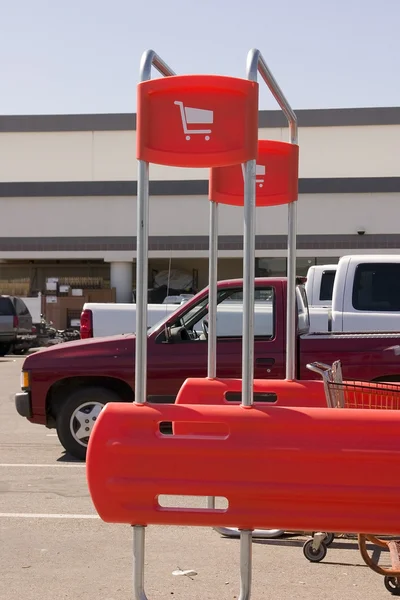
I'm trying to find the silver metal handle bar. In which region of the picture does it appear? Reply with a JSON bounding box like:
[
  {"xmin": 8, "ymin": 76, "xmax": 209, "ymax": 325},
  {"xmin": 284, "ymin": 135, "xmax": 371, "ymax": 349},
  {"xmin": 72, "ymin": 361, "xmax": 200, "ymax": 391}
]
[
  {"xmin": 246, "ymin": 49, "xmax": 297, "ymax": 144},
  {"xmin": 305, "ymin": 361, "xmax": 335, "ymax": 407},
  {"xmin": 139, "ymin": 50, "xmax": 176, "ymax": 81},
  {"xmin": 136, "ymin": 51, "xmax": 176, "ymax": 409},
  {"xmin": 246, "ymin": 49, "xmax": 298, "ymax": 383},
  {"xmin": 214, "ymin": 526, "xmax": 285, "ymax": 539},
  {"xmin": 134, "ymin": 50, "xmax": 177, "ymax": 600},
  {"xmin": 306, "ymin": 362, "xmax": 334, "ymax": 378}
]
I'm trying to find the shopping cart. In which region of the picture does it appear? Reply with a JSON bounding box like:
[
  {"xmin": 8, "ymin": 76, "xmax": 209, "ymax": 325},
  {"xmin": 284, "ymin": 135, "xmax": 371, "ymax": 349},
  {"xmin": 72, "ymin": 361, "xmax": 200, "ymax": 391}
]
[
  {"xmin": 294, "ymin": 361, "xmax": 344, "ymax": 562},
  {"xmin": 174, "ymin": 101, "xmax": 213, "ymax": 140},
  {"xmin": 303, "ymin": 360, "xmax": 400, "ymax": 595}
]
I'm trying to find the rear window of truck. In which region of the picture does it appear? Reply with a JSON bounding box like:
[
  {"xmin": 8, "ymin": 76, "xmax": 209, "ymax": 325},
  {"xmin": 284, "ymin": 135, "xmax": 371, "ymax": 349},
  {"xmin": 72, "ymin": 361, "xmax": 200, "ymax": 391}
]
[
  {"xmin": 352, "ymin": 263, "xmax": 400, "ymax": 311},
  {"xmin": 0, "ymin": 297, "xmax": 13, "ymax": 316},
  {"xmin": 319, "ymin": 270, "xmax": 336, "ymax": 301}
]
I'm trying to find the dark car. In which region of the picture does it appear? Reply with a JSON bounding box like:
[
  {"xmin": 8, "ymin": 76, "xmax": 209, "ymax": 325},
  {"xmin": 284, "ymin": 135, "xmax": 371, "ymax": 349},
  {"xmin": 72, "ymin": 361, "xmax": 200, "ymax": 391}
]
[{"xmin": 0, "ymin": 296, "xmax": 33, "ymax": 356}]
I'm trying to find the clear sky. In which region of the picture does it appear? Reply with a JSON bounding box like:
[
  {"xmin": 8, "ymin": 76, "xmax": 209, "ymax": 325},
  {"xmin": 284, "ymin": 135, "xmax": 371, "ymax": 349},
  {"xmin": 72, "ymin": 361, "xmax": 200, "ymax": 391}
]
[{"xmin": 0, "ymin": 0, "xmax": 398, "ymax": 115}]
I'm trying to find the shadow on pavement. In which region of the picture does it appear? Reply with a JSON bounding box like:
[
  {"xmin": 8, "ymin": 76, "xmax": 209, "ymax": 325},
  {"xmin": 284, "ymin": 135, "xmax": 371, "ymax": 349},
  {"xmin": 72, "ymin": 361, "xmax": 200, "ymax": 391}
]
[{"xmin": 57, "ymin": 452, "xmax": 84, "ymax": 464}]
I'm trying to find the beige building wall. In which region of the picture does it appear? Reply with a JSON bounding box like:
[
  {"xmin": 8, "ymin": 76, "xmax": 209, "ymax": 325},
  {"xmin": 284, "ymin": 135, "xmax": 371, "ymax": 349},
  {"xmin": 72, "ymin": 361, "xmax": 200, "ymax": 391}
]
[{"xmin": 0, "ymin": 124, "xmax": 399, "ymax": 183}]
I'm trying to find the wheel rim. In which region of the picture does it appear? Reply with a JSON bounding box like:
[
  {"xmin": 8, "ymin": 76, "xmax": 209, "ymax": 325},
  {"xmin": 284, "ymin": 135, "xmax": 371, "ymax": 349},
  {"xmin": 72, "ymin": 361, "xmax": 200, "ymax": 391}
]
[
  {"xmin": 70, "ymin": 401, "xmax": 105, "ymax": 447},
  {"xmin": 304, "ymin": 541, "xmax": 326, "ymax": 561},
  {"xmin": 385, "ymin": 576, "xmax": 400, "ymax": 592}
]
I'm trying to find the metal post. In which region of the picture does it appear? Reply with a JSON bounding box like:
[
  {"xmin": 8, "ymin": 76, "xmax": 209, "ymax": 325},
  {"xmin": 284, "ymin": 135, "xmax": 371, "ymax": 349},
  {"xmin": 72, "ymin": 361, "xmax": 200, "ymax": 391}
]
[
  {"xmin": 246, "ymin": 49, "xmax": 298, "ymax": 382},
  {"xmin": 207, "ymin": 200, "xmax": 219, "ymax": 379},
  {"xmin": 133, "ymin": 525, "xmax": 149, "ymax": 600},
  {"xmin": 286, "ymin": 200, "xmax": 297, "ymax": 380},
  {"xmin": 135, "ymin": 51, "xmax": 176, "ymax": 406},
  {"xmin": 206, "ymin": 200, "xmax": 218, "ymax": 511},
  {"xmin": 286, "ymin": 122, "xmax": 298, "ymax": 381},
  {"xmin": 135, "ymin": 159, "xmax": 150, "ymax": 404},
  {"xmin": 238, "ymin": 530, "xmax": 253, "ymax": 600},
  {"xmin": 133, "ymin": 49, "xmax": 176, "ymax": 600},
  {"xmin": 242, "ymin": 160, "xmax": 257, "ymax": 407}
]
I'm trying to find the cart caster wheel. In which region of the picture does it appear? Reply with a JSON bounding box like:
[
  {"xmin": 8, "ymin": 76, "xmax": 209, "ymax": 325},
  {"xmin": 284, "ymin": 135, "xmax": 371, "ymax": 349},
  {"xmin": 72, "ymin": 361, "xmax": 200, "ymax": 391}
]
[
  {"xmin": 384, "ymin": 576, "xmax": 400, "ymax": 595},
  {"xmin": 312, "ymin": 532, "xmax": 335, "ymax": 547},
  {"xmin": 303, "ymin": 539, "xmax": 327, "ymax": 563}
]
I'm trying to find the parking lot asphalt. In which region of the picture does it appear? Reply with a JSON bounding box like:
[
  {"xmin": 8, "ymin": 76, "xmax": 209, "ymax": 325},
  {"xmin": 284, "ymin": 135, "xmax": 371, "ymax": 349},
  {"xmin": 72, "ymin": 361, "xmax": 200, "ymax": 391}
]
[{"xmin": 0, "ymin": 356, "xmax": 396, "ymax": 599}]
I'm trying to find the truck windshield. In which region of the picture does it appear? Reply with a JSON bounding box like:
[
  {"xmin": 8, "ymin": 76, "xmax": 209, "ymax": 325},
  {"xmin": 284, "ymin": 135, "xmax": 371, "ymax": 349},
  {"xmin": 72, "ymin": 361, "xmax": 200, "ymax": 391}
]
[
  {"xmin": 147, "ymin": 315, "xmax": 171, "ymax": 336},
  {"xmin": 147, "ymin": 290, "xmax": 233, "ymax": 336},
  {"xmin": 181, "ymin": 296, "xmax": 210, "ymax": 328}
]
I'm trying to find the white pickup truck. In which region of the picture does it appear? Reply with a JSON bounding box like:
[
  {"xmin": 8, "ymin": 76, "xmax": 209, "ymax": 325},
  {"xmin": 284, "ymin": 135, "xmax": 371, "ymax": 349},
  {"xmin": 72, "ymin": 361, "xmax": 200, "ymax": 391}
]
[
  {"xmin": 80, "ymin": 295, "xmax": 194, "ymax": 339},
  {"xmin": 305, "ymin": 264, "xmax": 338, "ymax": 332},
  {"xmin": 306, "ymin": 255, "xmax": 400, "ymax": 332},
  {"xmin": 80, "ymin": 293, "xmax": 310, "ymax": 341},
  {"xmin": 305, "ymin": 265, "xmax": 337, "ymax": 308}
]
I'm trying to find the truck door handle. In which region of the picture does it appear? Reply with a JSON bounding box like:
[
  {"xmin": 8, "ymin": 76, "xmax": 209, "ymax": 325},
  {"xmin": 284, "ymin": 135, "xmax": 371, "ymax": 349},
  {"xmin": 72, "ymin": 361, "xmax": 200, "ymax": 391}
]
[{"xmin": 256, "ymin": 358, "xmax": 275, "ymax": 366}]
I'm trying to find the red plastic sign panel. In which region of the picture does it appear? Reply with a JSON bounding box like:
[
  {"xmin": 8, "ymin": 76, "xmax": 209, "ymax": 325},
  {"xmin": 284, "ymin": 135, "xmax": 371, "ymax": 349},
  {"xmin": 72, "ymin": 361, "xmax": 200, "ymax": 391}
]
[
  {"xmin": 209, "ymin": 139, "xmax": 299, "ymax": 207},
  {"xmin": 137, "ymin": 75, "xmax": 259, "ymax": 168}
]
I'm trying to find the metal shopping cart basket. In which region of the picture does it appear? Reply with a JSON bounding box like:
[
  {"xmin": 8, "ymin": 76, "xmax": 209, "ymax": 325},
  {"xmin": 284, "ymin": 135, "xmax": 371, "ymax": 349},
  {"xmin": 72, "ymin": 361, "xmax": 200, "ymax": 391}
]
[
  {"xmin": 303, "ymin": 360, "xmax": 400, "ymax": 595},
  {"xmin": 308, "ymin": 360, "xmax": 400, "ymax": 410}
]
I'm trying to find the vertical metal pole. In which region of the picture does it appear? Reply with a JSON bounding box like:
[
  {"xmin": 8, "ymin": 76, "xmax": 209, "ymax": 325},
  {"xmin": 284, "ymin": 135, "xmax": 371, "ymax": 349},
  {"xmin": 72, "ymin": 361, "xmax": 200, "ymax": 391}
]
[
  {"xmin": 286, "ymin": 201, "xmax": 297, "ymax": 381},
  {"xmin": 246, "ymin": 49, "xmax": 298, "ymax": 382},
  {"xmin": 135, "ymin": 159, "xmax": 149, "ymax": 404},
  {"xmin": 207, "ymin": 199, "xmax": 218, "ymax": 512},
  {"xmin": 242, "ymin": 159, "xmax": 256, "ymax": 407},
  {"xmin": 207, "ymin": 200, "xmax": 219, "ymax": 379},
  {"xmin": 135, "ymin": 50, "xmax": 176, "ymax": 408},
  {"xmin": 238, "ymin": 530, "xmax": 253, "ymax": 600},
  {"xmin": 133, "ymin": 525, "xmax": 149, "ymax": 600},
  {"xmin": 285, "ymin": 122, "xmax": 298, "ymax": 381},
  {"xmin": 133, "ymin": 50, "xmax": 176, "ymax": 600}
]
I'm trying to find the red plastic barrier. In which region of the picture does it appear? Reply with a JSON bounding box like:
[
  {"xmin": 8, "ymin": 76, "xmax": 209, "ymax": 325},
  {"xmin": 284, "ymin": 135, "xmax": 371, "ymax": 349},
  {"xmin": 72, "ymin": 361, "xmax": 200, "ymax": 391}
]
[
  {"xmin": 86, "ymin": 402, "xmax": 400, "ymax": 534},
  {"xmin": 175, "ymin": 377, "xmax": 326, "ymax": 406},
  {"xmin": 173, "ymin": 377, "xmax": 326, "ymax": 435}
]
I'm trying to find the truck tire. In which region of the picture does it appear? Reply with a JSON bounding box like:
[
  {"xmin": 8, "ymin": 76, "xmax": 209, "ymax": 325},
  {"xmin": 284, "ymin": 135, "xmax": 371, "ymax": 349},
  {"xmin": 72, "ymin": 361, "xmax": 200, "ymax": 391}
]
[
  {"xmin": 55, "ymin": 387, "xmax": 121, "ymax": 461},
  {"xmin": 0, "ymin": 343, "xmax": 11, "ymax": 357},
  {"xmin": 13, "ymin": 348, "xmax": 28, "ymax": 356}
]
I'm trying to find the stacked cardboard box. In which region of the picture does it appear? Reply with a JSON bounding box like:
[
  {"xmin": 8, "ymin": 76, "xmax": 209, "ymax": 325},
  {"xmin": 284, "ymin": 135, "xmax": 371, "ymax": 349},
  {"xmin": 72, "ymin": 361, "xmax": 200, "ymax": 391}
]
[{"xmin": 43, "ymin": 277, "xmax": 116, "ymax": 329}]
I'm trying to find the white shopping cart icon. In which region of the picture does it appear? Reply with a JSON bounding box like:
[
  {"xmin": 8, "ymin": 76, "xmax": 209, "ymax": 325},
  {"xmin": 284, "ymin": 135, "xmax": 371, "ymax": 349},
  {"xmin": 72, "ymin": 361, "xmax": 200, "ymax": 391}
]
[
  {"xmin": 174, "ymin": 101, "xmax": 213, "ymax": 141},
  {"xmin": 241, "ymin": 163, "xmax": 266, "ymax": 188}
]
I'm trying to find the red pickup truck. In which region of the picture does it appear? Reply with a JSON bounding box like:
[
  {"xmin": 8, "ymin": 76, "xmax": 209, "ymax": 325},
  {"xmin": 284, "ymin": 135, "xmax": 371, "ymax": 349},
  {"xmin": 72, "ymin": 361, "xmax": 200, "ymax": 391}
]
[{"xmin": 15, "ymin": 277, "xmax": 400, "ymax": 460}]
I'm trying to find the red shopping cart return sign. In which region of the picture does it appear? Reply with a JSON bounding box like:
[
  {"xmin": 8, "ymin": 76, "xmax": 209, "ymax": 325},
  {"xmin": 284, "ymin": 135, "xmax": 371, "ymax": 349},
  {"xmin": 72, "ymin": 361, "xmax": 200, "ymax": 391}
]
[
  {"xmin": 209, "ymin": 140, "xmax": 299, "ymax": 207},
  {"xmin": 137, "ymin": 75, "xmax": 259, "ymax": 168}
]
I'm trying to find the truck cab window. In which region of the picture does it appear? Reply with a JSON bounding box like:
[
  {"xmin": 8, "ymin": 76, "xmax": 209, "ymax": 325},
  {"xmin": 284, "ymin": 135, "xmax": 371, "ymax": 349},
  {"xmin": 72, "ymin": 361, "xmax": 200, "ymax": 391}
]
[
  {"xmin": 319, "ymin": 270, "xmax": 336, "ymax": 301},
  {"xmin": 157, "ymin": 286, "xmax": 275, "ymax": 343},
  {"xmin": 352, "ymin": 263, "xmax": 400, "ymax": 311}
]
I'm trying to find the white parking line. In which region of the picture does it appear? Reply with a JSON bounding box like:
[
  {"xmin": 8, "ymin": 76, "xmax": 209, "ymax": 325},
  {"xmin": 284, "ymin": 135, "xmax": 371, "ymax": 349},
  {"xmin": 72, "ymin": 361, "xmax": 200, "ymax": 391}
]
[
  {"xmin": 46, "ymin": 434, "xmax": 58, "ymax": 437},
  {"xmin": 0, "ymin": 463, "xmax": 85, "ymax": 468},
  {"xmin": 0, "ymin": 513, "xmax": 99, "ymax": 519}
]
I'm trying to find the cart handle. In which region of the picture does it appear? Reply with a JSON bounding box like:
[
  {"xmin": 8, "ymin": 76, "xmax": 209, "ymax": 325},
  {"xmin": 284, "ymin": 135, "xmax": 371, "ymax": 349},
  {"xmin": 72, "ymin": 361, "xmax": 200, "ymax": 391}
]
[
  {"xmin": 139, "ymin": 49, "xmax": 176, "ymax": 82},
  {"xmin": 306, "ymin": 362, "xmax": 333, "ymax": 377},
  {"xmin": 246, "ymin": 49, "xmax": 298, "ymax": 145}
]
